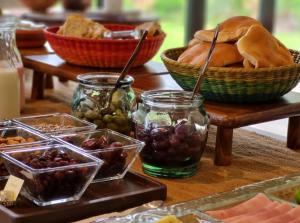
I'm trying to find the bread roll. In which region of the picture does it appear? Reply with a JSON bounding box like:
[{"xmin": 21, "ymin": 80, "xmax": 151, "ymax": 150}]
[
  {"xmin": 237, "ymin": 25, "xmax": 294, "ymax": 68},
  {"xmin": 194, "ymin": 16, "xmax": 261, "ymax": 43},
  {"xmin": 178, "ymin": 42, "xmax": 243, "ymax": 67}
]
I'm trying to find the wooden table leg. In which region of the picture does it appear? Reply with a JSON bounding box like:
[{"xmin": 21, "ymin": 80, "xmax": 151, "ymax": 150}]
[
  {"xmin": 287, "ymin": 116, "xmax": 300, "ymax": 150},
  {"xmin": 31, "ymin": 71, "xmax": 45, "ymax": 100},
  {"xmin": 214, "ymin": 126, "xmax": 233, "ymax": 166},
  {"xmin": 45, "ymin": 74, "xmax": 54, "ymax": 89}
]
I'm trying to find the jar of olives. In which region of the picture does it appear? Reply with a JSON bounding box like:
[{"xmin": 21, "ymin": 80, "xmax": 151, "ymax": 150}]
[
  {"xmin": 133, "ymin": 90, "xmax": 209, "ymax": 178},
  {"xmin": 71, "ymin": 73, "xmax": 136, "ymax": 135}
]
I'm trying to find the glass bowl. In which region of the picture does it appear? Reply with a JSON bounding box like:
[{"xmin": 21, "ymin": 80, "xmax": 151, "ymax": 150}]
[
  {"xmin": 1, "ymin": 144, "xmax": 102, "ymax": 206},
  {"xmin": 13, "ymin": 113, "xmax": 97, "ymax": 135},
  {"xmin": 0, "ymin": 120, "xmax": 15, "ymax": 128},
  {"xmin": 265, "ymin": 180, "xmax": 300, "ymax": 206},
  {"xmin": 56, "ymin": 129, "xmax": 145, "ymax": 182},
  {"xmin": 0, "ymin": 126, "xmax": 50, "ymax": 179}
]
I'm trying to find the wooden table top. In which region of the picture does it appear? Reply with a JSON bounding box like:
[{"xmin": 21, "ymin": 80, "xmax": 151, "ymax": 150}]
[
  {"xmin": 22, "ymin": 52, "xmax": 300, "ymax": 129},
  {"xmin": 21, "ymin": 96, "xmax": 300, "ymax": 206}
]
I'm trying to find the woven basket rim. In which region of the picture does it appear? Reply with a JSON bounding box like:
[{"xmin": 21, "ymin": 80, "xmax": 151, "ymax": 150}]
[
  {"xmin": 44, "ymin": 25, "xmax": 166, "ymax": 44},
  {"xmin": 161, "ymin": 47, "xmax": 300, "ymax": 73}
]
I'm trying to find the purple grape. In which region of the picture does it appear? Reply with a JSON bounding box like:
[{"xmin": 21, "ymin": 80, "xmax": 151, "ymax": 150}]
[
  {"xmin": 169, "ymin": 134, "xmax": 181, "ymax": 147},
  {"xmin": 186, "ymin": 132, "xmax": 202, "ymax": 146},
  {"xmin": 152, "ymin": 139, "xmax": 170, "ymax": 151},
  {"xmin": 175, "ymin": 122, "xmax": 196, "ymax": 141},
  {"xmin": 150, "ymin": 128, "xmax": 169, "ymax": 141}
]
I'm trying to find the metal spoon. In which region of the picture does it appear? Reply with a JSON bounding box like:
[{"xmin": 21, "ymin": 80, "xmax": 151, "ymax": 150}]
[
  {"xmin": 101, "ymin": 30, "xmax": 148, "ymax": 114},
  {"xmin": 191, "ymin": 24, "xmax": 220, "ymax": 99}
]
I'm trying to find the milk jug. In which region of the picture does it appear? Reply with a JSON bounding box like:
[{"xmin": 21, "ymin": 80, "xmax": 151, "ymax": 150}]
[{"xmin": 0, "ymin": 16, "xmax": 21, "ymax": 120}]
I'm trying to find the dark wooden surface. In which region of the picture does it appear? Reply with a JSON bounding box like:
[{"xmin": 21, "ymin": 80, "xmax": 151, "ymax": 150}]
[
  {"xmin": 0, "ymin": 172, "xmax": 166, "ymax": 223},
  {"xmin": 20, "ymin": 48, "xmax": 300, "ymax": 166},
  {"xmin": 21, "ymin": 11, "xmax": 158, "ymax": 27}
]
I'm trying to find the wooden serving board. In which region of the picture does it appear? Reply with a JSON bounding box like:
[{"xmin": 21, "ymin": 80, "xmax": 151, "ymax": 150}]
[{"xmin": 0, "ymin": 172, "xmax": 167, "ymax": 223}]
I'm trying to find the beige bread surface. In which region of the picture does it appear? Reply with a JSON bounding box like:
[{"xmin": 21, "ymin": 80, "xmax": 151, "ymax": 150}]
[
  {"xmin": 57, "ymin": 14, "xmax": 110, "ymax": 39},
  {"xmin": 178, "ymin": 42, "xmax": 243, "ymax": 67},
  {"xmin": 135, "ymin": 21, "xmax": 162, "ymax": 37},
  {"xmin": 237, "ymin": 25, "xmax": 294, "ymax": 68},
  {"xmin": 194, "ymin": 16, "xmax": 261, "ymax": 43}
]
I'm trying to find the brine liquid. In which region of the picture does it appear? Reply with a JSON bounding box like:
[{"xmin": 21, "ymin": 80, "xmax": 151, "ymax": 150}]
[{"xmin": 0, "ymin": 68, "xmax": 20, "ymax": 120}]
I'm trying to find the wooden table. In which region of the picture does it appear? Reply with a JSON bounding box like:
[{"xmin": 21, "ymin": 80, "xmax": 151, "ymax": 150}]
[
  {"xmin": 21, "ymin": 50, "xmax": 300, "ymax": 166},
  {"xmin": 21, "ymin": 10, "xmax": 158, "ymax": 27}
]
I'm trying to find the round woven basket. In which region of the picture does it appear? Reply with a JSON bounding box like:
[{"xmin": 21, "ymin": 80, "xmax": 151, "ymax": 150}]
[
  {"xmin": 44, "ymin": 24, "xmax": 165, "ymax": 68},
  {"xmin": 161, "ymin": 47, "xmax": 300, "ymax": 103}
]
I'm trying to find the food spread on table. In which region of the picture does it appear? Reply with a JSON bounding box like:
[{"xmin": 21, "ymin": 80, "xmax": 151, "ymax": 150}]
[
  {"xmin": 179, "ymin": 16, "xmax": 295, "ymax": 68},
  {"xmin": 0, "ymin": 9, "xmax": 300, "ymax": 223}
]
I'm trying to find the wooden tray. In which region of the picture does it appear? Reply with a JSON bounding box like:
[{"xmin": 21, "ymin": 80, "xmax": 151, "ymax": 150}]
[{"xmin": 0, "ymin": 172, "xmax": 167, "ymax": 223}]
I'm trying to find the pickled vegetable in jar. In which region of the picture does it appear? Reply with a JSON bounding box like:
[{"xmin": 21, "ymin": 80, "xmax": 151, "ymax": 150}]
[
  {"xmin": 71, "ymin": 73, "xmax": 136, "ymax": 135},
  {"xmin": 133, "ymin": 90, "xmax": 209, "ymax": 178}
]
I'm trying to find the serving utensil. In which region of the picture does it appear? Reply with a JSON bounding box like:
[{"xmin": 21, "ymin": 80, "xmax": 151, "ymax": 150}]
[
  {"xmin": 100, "ymin": 30, "xmax": 148, "ymax": 114},
  {"xmin": 103, "ymin": 29, "xmax": 143, "ymax": 39},
  {"xmin": 191, "ymin": 24, "xmax": 220, "ymax": 99}
]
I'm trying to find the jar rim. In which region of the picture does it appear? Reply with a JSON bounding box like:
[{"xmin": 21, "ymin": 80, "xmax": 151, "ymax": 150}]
[
  {"xmin": 0, "ymin": 15, "xmax": 18, "ymax": 30},
  {"xmin": 77, "ymin": 73, "xmax": 134, "ymax": 87},
  {"xmin": 141, "ymin": 90, "xmax": 204, "ymax": 108}
]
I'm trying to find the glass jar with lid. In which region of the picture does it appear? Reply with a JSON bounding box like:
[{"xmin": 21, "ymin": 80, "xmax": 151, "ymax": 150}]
[
  {"xmin": 71, "ymin": 73, "xmax": 136, "ymax": 135},
  {"xmin": 0, "ymin": 15, "xmax": 25, "ymax": 120},
  {"xmin": 133, "ymin": 90, "xmax": 209, "ymax": 178}
]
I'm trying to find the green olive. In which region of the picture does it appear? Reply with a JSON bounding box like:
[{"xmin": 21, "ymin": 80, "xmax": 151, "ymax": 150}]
[
  {"xmin": 113, "ymin": 114, "xmax": 128, "ymax": 125},
  {"xmin": 106, "ymin": 122, "xmax": 119, "ymax": 131},
  {"xmin": 93, "ymin": 119, "xmax": 105, "ymax": 128},
  {"xmin": 73, "ymin": 111, "xmax": 84, "ymax": 119},
  {"xmin": 111, "ymin": 90, "xmax": 123, "ymax": 106},
  {"xmin": 84, "ymin": 110, "xmax": 99, "ymax": 120},
  {"xmin": 115, "ymin": 109, "xmax": 124, "ymax": 116},
  {"xmin": 117, "ymin": 124, "xmax": 132, "ymax": 134},
  {"xmin": 103, "ymin": 114, "xmax": 113, "ymax": 123}
]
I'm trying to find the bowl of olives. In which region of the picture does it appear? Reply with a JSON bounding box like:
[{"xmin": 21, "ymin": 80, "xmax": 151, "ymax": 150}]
[
  {"xmin": 1, "ymin": 144, "xmax": 102, "ymax": 206},
  {"xmin": 71, "ymin": 73, "xmax": 136, "ymax": 136},
  {"xmin": 56, "ymin": 129, "xmax": 144, "ymax": 182}
]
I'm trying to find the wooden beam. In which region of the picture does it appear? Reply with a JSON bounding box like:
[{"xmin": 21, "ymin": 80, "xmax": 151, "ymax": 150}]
[
  {"xmin": 259, "ymin": 0, "xmax": 276, "ymax": 32},
  {"xmin": 185, "ymin": 0, "xmax": 205, "ymax": 44}
]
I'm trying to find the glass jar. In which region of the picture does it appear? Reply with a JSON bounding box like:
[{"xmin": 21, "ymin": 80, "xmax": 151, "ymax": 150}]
[
  {"xmin": 0, "ymin": 15, "xmax": 25, "ymax": 120},
  {"xmin": 0, "ymin": 15, "xmax": 25, "ymax": 113},
  {"xmin": 133, "ymin": 90, "xmax": 209, "ymax": 178},
  {"xmin": 71, "ymin": 73, "xmax": 136, "ymax": 135}
]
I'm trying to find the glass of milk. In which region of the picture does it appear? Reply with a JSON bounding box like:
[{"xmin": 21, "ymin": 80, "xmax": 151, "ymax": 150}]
[{"xmin": 0, "ymin": 15, "xmax": 21, "ymax": 120}]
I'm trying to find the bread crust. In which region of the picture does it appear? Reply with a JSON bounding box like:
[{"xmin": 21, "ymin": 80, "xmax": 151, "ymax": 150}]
[
  {"xmin": 237, "ymin": 25, "xmax": 294, "ymax": 68},
  {"xmin": 194, "ymin": 16, "xmax": 261, "ymax": 43},
  {"xmin": 178, "ymin": 42, "xmax": 243, "ymax": 67}
]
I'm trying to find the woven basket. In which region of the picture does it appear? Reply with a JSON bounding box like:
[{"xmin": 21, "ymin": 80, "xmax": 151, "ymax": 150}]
[
  {"xmin": 161, "ymin": 47, "xmax": 300, "ymax": 103},
  {"xmin": 44, "ymin": 24, "xmax": 165, "ymax": 68}
]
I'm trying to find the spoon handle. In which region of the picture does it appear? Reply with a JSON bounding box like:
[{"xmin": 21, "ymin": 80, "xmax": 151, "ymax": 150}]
[
  {"xmin": 115, "ymin": 30, "xmax": 148, "ymax": 87},
  {"xmin": 191, "ymin": 24, "xmax": 220, "ymax": 99}
]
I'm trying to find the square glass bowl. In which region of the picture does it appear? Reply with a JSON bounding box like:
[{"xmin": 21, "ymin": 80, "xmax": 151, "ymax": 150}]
[
  {"xmin": 265, "ymin": 181, "xmax": 300, "ymax": 206},
  {"xmin": 56, "ymin": 129, "xmax": 145, "ymax": 182},
  {"xmin": 1, "ymin": 144, "xmax": 102, "ymax": 206},
  {"xmin": 14, "ymin": 113, "xmax": 97, "ymax": 135},
  {"xmin": 0, "ymin": 120, "xmax": 14, "ymax": 128},
  {"xmin": 0, "ymin": 126, "xmax": 50, "ymax": 179}
]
